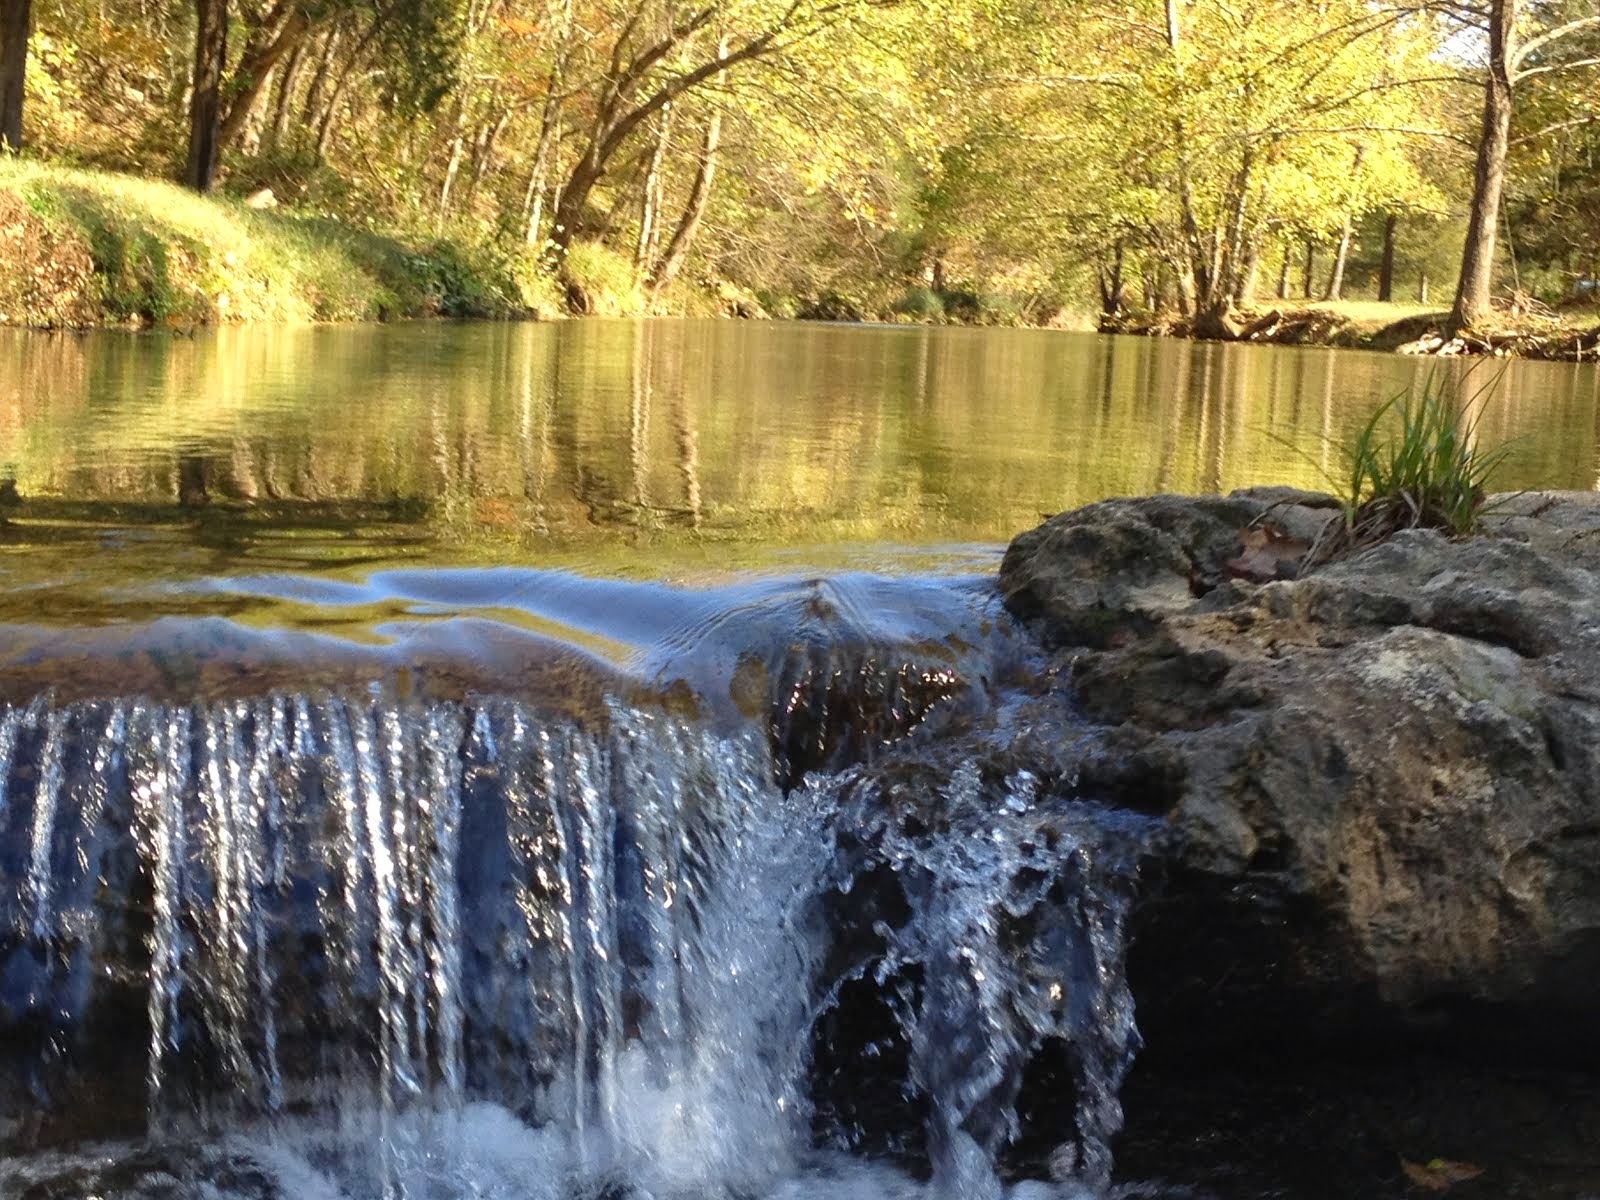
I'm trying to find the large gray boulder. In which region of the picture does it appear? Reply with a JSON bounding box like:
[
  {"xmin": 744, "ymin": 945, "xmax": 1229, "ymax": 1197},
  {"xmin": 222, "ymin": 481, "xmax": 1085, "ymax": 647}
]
[{"xmin": 1001, "ymin": 490, "xmax": 1600, "ymax": 1062}]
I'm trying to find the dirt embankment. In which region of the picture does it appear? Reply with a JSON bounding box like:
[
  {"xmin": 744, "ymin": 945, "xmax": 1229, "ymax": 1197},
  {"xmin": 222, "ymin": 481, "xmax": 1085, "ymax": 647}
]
[{"xmin": 1104, "ymin": 304, "xmax": 1600, "ymax": 361}]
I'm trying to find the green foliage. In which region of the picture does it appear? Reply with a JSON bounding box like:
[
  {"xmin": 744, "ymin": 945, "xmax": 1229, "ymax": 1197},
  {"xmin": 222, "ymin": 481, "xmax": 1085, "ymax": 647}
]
[
  {"xmin": 372, "ymin": 0, "xmax": 464, "ymax": 116},
  {"xmin": 6, "ymin": 0, "xmax": 1595, "ymax": 326},
  {"xmin": 1322, "ymin": 379, "xmax": 1511, "ymax": 554},
  {"xmin": 507, "ymin": 251, "xmax": 567, "ymax": 318},
  {"xmin": 560, "ymin": 241, "xmax": 644, "ymax": 316},
  {"xmin": 893, "ymin": 286, "xmax": 946, "ymax": 319},
  {"xmin": 0, "ymin": 161, "xmax": 528, "ymax": 327},
  {"xmin": 753, "ymin": 289, "xmax": 798, "ymax": 320}
]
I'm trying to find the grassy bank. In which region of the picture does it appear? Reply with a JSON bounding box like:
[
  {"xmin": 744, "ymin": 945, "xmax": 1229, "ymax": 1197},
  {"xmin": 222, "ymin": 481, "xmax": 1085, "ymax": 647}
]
[
  {"xmin": 1109, "ymin": 299, "xmax": 1600, "ymax": 361},
  {"xmin": 0, "ymin": 162, "xmax": 565, "ymax": 329},
  {"xmin": 0, "ymin": 162, "xmax": 1097, "ymax": 331}
]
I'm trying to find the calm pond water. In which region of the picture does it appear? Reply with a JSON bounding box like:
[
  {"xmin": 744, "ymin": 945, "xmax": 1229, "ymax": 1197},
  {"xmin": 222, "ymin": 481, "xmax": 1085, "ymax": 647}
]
[{"xmin": 2, "ymin": 320, "xmax": 1597, "ymax": 621}]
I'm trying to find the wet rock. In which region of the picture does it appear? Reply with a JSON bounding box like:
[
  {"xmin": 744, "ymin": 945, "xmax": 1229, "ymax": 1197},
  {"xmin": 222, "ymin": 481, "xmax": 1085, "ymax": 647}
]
[
  {"xmin": 1001, "ymin": 490, "xmax": 1600, "ymax": 1064},
  {"xmin": 1115, "ymin": 1056, "xmax": 1600, "ymax": 1200},
  {"xmin": 0, "ymin": 1143, "xmax": 286, "ymax": 1200}
]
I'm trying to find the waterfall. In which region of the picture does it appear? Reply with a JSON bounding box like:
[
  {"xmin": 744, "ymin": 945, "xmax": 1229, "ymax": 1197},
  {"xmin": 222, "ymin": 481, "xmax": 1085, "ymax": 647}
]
[{"xmin": 0, "ymin": 687, "xmax": 1152, "ymax": 1200}]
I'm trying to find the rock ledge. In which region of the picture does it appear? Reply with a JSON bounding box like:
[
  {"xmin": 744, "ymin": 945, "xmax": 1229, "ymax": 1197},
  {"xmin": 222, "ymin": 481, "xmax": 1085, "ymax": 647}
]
[{"xmin": 1001, "ymin": 489, "xmax": 1600, "ymax": 1062}]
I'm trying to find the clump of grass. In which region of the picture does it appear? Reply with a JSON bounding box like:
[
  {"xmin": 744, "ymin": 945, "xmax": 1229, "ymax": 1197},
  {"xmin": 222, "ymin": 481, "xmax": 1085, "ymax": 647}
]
[
  {"xmin": 1308, "ymin": 375, "xmax": 1510, "ymax": 563},
  {"xmin": 893, "ymin": 286, "xmax": 946, "ymax": 320}
]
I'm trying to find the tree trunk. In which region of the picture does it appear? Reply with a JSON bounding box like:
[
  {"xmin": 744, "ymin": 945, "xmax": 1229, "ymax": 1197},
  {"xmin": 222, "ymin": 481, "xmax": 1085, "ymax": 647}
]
[
  {"xmin": 523, "ymin": 99, "xmax": 561, "ymax": 247},
  {"xmin": 0, "ymin": 0, "xmax": 30, "ymax": 152},
  {"xmin": 1302, "ymin": 239, "xmax": 1316, "ymax": 299},
  {"xmin": 1217, "ymin": 153, "xmax": 1255, "ymax": 305},
  {"xmin": 634, "ymin": 106, "xmax": 672, "ymax": 277},
  {"xmin": 1451, "ymin": 0, "xmax": 1517, "ymax": 331},
  {"xmin": 647, "ymin": 101, "xmax": 722, "ymax": 301},
  {"xmin": 1165, "ymin": 0, "xmax": 1211, "ymax": 311},
  {"xmin": 1378, "ymin": 214, "xmax": 1398, "ymax": 302},
  {"xmin": 1173, "ymin": 258, "xmax": 1193, "ymax": 316},
  {"xmin": 1275, "ymin": 242, "xmax": 1291, "ymax": 300},
  {"xmin": 218, "ymin": 9, "xmax": 312, "ymax": 154},
  {"xmin": 1325, "ymin": 217, "xmax": 1353, "ymax": 300},
  {"xmin": 1237, "ymin": 234, "xmax": 1262, "ymax": 305},
  {"xmin": 299, "ymin": 28, "xmax": 340, "ymax": 137},
  {"xmin": 1097, "ymin": 240, "xmax": 1126, "ymax": 319},
  {"xmin": 437, "ymin": 102, "xmax": 467, "ymax": 221},
  {"xmin": 313, "ymin": 52, "xmax": 362, "ymax": 158},
  {"xmin": 552, "ymin": 146, "xmax": 605, "ymax": 251},
  {"xmin": 523, "ymin": 0, "xmax": 572, "ymax": 247},
  {"xmin": 594, "ymin": 146, "xmax": 651, "ymax": 240},
  {"xmin": 239, "ymin": 88, "xmax": 268, "ymax": 154},
  {"xmin": 265, "ymin": 36, "xmax": 306, "ymax": 151},
  {"xmin": 186, "ymin": 0, "xmax": 229, "ymax": 192},
  {"xmin": 465, "ymin": 111, "xmax": 508, "ymax": 208}
]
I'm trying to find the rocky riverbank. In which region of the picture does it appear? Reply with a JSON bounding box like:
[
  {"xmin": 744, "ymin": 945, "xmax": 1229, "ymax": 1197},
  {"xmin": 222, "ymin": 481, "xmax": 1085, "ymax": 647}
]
[{"xmin": 996, "ymin": 486, "xmax": 1600, "ymax": 1196}]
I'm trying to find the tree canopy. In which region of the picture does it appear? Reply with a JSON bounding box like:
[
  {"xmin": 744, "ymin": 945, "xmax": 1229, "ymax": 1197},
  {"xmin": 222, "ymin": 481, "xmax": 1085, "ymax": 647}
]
[{"xmin": 0, "ymin": 0, "xmax": 1595, "ymax": 325}]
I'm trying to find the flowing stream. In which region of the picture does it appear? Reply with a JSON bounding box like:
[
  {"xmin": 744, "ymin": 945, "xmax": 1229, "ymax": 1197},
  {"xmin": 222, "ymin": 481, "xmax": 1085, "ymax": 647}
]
[{"xmin": 3, "ymin": 320, "xmax": 1595, "ymax": 1199}]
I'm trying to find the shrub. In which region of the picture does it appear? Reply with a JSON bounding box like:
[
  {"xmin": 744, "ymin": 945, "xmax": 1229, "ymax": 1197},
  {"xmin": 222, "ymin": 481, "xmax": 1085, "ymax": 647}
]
[
  {"xmin": 893, "ymin": 286, "xmax": 946, "ymax": 320},
  {"xmin": 507, "ymin": 250, "xmax": 566, "ymax": 318},
  {"xmin": 561, "ymin": 240, "xmax": 644, "ymax": 316},
  {"xmin": 753, "ymin": 289, "xmax": 797, "ymax": 320}
]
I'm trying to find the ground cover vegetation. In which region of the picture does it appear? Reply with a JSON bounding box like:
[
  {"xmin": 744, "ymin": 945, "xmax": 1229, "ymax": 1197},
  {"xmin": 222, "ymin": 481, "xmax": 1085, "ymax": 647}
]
[{"xmin": 0, "ymin": 0, "xmax": 1595, "ymax": 334}]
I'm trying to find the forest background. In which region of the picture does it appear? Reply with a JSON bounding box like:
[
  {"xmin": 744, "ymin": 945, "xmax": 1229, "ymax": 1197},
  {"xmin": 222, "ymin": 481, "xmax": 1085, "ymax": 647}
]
[{"xmin": 0, "ymin": 0, "xmax": 1596, "ymax": 334}]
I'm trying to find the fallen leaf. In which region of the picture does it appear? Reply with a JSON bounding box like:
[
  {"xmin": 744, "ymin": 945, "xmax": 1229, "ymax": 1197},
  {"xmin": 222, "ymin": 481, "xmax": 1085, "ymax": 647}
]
[
  {"xmin": 1401, "ymin": 1157, "xmax": 1484, "ymax": 1191},
  {"xmin": 1225, "ymin": 522, "xmax": 1311, "ymax": 583}
]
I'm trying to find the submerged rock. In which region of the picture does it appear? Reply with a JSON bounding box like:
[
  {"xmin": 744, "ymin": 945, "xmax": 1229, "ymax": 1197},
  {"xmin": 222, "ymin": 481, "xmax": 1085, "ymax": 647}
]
[{"xmin": 1001, "ymin": 488, "xmax": 1600, "ymax": 1064}]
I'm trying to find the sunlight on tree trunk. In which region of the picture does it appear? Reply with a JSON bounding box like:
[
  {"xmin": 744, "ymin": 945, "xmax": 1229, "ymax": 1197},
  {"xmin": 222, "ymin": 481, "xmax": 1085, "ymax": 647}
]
[
  {"xmin": 649, "ymin": 93, "xmax": 723, "ymax": 301},
  {"xmin": 1451, "ymin": 0, "xmax": 1517, "ymax": 332},
  {"xmin": 1378, "ymin": 215, "xmax": 1398, "ymax": 303}
]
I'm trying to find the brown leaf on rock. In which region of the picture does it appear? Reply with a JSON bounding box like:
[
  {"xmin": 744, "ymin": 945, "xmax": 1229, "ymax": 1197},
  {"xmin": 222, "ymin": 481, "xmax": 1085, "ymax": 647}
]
[
  {"xmin": 1400, "ymin": 1157, "xmax": 1485, "ymax": 1191},
  {"xmin": 1225, "ymin": 523, "xmax": 1311, "ymax": 583}
]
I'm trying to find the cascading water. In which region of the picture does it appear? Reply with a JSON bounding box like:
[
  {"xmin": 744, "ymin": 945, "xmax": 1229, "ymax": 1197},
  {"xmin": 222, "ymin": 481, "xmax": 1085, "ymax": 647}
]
[{"xmin": 0, "ymin": 669, "xmax": 1153, "ymax": 1200}]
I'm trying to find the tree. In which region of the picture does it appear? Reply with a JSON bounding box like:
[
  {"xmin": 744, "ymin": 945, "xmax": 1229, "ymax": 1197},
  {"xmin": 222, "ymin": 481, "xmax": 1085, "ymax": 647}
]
[
  {"xmin": 182, "ymin": 0, "xmax": 460, "ymax": 192},
  {"xmin": 646, "ymin": 94, "xmax": 723, "ymax": 299},
  {"xmin": 186, "ymin": 0, "xmax": 230, "ymax": 191},
  {"xmin": 880, "ymin": 0, "xmax": 1443, "ymax": 329},
  {"xmin": 1450, "ymin": 0, "xmax": 1600, "ymax": 330},
  {"xmin": 547, "ymin": 0, "xmax": 896, "ymax": 251},
  {"xmin": 0, "ymin": 0, "xmax": 30, "ymax": 151}
]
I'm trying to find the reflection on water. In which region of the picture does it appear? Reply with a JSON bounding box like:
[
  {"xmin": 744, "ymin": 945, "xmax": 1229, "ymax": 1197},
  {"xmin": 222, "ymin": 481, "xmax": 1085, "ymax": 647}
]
[{"xmin": 1, "ymin": 320, "xmax": 1597, "ymax": 611}]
